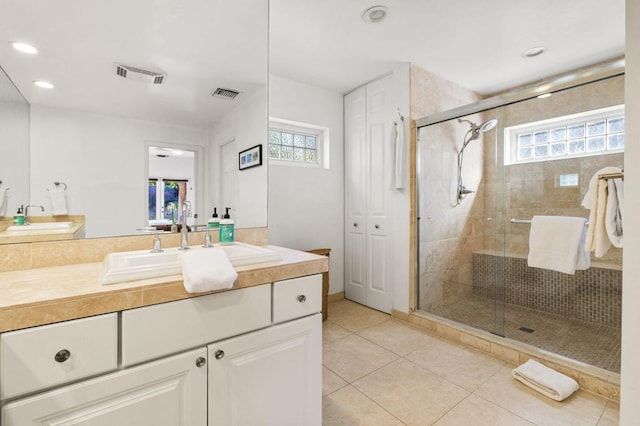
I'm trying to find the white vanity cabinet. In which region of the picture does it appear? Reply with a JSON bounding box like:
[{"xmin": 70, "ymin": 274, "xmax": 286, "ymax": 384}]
[
  {"xmin": 0, "ymin": 274, "xmax": 323, "ymax": 426},
  {"xmin": 2, "ymin": 348, "xmax": 208, "ymax": 426}
]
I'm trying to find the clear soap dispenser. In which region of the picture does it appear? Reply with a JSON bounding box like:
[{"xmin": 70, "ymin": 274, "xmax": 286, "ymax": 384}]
[{"xmin": 219, "ymin": 207, "xmax": 234, "ymax": 244}]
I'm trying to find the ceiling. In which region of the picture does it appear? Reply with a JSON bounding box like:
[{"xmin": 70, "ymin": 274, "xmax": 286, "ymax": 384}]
[
  {"xmin": 0, "ymin": 0, "xmax": 625, "ymax": 128},
  {"xmin": 269, "ymin": 0, "xmax": 625, "ymax": 95},
  {"xmin": 0, "ymin": 0, "xmax": 268, "ymax": 128}
]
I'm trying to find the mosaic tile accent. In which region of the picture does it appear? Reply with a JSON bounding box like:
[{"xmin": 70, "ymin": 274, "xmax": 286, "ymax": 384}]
[{"xmin": 472, "ymin": 253, "xmax": 622, "ymax": 327}]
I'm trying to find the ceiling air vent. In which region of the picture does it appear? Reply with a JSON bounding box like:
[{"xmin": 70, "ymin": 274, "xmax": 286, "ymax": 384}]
[
  {"xmin": 210, "ymin": 87, "xmax": 241, "ymax": 100},
  {"xmin": 114, "ymin": 63, "xmax": 166, "ymax": 85}
]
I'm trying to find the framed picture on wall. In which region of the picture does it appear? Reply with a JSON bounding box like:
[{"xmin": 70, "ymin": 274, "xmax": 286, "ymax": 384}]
[{"xmin": 239, "ymin": 144, "xmax": 262, "ymax": 170}]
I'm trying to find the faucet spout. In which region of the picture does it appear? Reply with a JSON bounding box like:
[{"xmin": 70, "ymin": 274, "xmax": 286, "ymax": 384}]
[
  {"xmin": 180, "ymin": 201, "xmax": 191, "ymax": 250},
  {"xmin": 24, "ymin": 205, "xmax": 45, "ymax": 225}
]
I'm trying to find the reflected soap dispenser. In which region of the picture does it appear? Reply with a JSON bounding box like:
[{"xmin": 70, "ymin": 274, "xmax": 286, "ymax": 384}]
[
  {"xmin": 219, "ymin": 207, "xmax": 234, "ymax": 245},
  {"xmin": 13, "ymin": 205, "xmax": 24, "ymax": 226},
  {"xmin": 208, "ymin": 208, "xmax": 220, "ymax": 230}
]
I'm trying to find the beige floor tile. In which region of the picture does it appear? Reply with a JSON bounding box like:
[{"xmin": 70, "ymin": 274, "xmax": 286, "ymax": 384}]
[
  {"xmin": 323, "ymin": 366, "xmax": 348, "ymax": 396},
  {"xmin": 327, "ymin": 300, "xmax": 391, "ymax": 332},
  {"xmin": 433, "ymin": 394, "xmax": 535, "ymax": 426},
  {"xmin": 322, "ymin": 385, "xmax": 405, "ymax": 426},
  {"xmin": 323, "ymin": 334, "xmax": 398, "ymax": 383},
  {"xmin": 357, "ymin": 319, "xmax": 440, "ymax": 356},
  {"xmin": 597, "ymin": 401, "xmax": 620, "ymax": 426},
  {"xmin": 323, "ymin": 320, "xmax": 353, "ymax": 343},
  {"xmin": 353, "ymin": 358, "xmax": 469, "ymax": 425},
  {"xmin": 406, "ymin": 337, "xmax": 505, "ymax": 392},
  {"xmin": 475, "ymin": 366, "xmax": 608, "ymax": 426}
]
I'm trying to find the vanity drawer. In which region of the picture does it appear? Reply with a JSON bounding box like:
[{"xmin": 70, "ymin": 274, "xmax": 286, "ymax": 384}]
[
  {"xmin": 0, "ymin": 313, "xmax": 118, "ymax": 400},
  {"xmin": 121, "ymin": 284, "xmax": 271, "ymax": 367},
  {"xmin": 273, "ymin": 274, "xmax": 322, "ymax": 323}
]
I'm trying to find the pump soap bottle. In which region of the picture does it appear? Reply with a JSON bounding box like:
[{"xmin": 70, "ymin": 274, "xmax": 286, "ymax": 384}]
[
  {"xmin": 208, "ymin": 208, "xmax": 220, "ymax": 229},
  {"xmin": 13, "ymin": 205, "xmax": 25, "ymax": 226},
  {"xmin": 219, "ymin": 207, "xmax": 234, "ymax": 244}
]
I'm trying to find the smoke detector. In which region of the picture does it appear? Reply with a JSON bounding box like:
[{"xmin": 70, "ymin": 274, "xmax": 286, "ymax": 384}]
[
  {"xmin": 114, "ymin": 63, "xmax": 166, "ymax": 85},
  {"xmin": 210, "ymin": 87, "xmax": 241, "ymax": 100}
]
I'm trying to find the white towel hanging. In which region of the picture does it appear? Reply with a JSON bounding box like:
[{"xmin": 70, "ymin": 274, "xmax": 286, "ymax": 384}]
[{"xmin": 391, "ymin": 119, "xmax": 405, "ymax": 190}]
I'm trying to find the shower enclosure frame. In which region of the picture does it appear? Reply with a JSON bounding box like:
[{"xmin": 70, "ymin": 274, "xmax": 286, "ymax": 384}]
[{"xmin": 413, "ymin": 57, "xmax": 625, "ymax": 328}]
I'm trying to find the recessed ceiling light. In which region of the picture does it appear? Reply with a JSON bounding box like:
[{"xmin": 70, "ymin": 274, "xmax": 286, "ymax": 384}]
[
  {"xmin": 522, "ymin": 46, "xmax": 545, "ymax": 58},
  {"xmin": 361, "ymin": 5, "xmax": 388, "ymax": 23},
  {"xmin": 171, "ymin": 150, "xmax": 184, "ymax": 155},
  {"xmin": 33, "ymin": 80, "xmax": 54, "ymax": 89},
  {"xmin": 537, "ymin": 93, "xmax": 552, "ymax": 99},
  {"xmin": 11, "ymin": 42, "xmax": 38, "ymax": 54}
]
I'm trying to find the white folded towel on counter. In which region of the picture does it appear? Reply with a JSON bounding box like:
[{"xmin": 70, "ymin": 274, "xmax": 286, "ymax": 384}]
[
  {"xmin": 527, "ymin": 216, "xmax": 589, "ymax": 274},
  {"xmin": 512, "ymin": 359, "xmax": 579, "ymax": 401},
  {"xmin": 48, "ymin": 188, "xmax": 68, "ymax": 216},
  {"xmin": 180, "ymin": 247, "xmax": 238, "ymax": 294},
  {"xmin": 582, "ymin": 167, "xmax": 622, "ymax": 257}
]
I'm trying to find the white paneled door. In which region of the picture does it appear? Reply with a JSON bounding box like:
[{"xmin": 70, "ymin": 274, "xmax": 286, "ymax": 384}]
[{"xmin": 345, "ymin": 74, "xmax": 394, "ymax": 313}]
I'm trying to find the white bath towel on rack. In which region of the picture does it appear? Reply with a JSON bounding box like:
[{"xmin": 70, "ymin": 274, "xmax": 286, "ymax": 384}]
[
  {"xmin": 582, "ymin": 166, "xmax": 622, "ymax": 257},
  {"xmin": 390, "ymin": 120, "xmax": 405, "ymax": 190},
  {"xmin": 605, "ymin": 177, "xmax": 623, "ymax": 248},
  {"xmin": 527, "ymin": 216, "xmax": 589, "ymax": 275},
  {"xmin": 48, "ymin": 188, "xmax": 68, "ymax": 216}
]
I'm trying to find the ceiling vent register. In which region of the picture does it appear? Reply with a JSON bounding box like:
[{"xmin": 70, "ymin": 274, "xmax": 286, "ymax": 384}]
[
  {"xmin": 210, "ymin": 87, "xmax": 241, "ymax": 100},
  {"xmin": 114, "ymin": 63, "xmax": 166, "ymax": 85}
]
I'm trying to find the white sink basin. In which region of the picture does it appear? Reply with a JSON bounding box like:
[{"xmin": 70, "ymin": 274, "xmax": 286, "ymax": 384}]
[
  {"xmin": 6, "ymin": 222, "xmax": 74, "ymax": 232},
  {"xmin": 100, "ymin": 242, "xmax": 281, "ymax": 285}
]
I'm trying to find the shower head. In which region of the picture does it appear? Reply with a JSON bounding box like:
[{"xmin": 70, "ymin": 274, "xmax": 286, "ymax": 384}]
[
  {"xmin": 458, "ymin": 118, "xmax": 499, "ymax": 148},
  {"xmin": 479, "ymin": 118, "xmax": 498, "ymax": 133}
]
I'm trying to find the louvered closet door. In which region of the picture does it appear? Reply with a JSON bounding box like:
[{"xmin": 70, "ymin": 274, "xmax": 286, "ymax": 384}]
[
  {"xmin": 365, "ymin": 75, "xmax": 393, "ymax": 313},
  {"xmin": 344, "ymin": 86, "xmax": 367, "ymax": 305}
]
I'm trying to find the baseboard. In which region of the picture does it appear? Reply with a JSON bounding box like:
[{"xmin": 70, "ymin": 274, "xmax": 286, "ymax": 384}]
[{"xmin": 327, "ymin": 292, "xmax": 345, "ymax": 302}]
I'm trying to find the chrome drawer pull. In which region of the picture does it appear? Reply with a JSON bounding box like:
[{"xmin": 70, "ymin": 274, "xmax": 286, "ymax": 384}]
[
  {"xmin": 54, "ymin": 349, "xmax": 71, "ymax": 363},
  {"xmin": 196, "ymin": 357, "xmax": 206, "ymax": 368},
  {"xmin": 215, "ymin": 350, "xmax": 225, "ymax": 360},
  {"xmin": 297, "ymin": 295, "xmax": 307, "ymax": 303}
]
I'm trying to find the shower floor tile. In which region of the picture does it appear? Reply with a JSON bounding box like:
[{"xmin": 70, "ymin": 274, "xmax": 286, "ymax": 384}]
[{"xmin": 427, "ymin": 294, "xmax": 621, "ymax": 372}]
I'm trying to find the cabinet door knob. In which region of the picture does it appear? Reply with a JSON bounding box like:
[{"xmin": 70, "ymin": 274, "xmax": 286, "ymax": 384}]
[
  {"xmin": 214, "ymin": 350, "xmax": 225, "ymax": 360},
  {"xmin": 297, "ymin": 294, "xmax": 307, "ymax": 303},
  {"xmin": 374, "ymin": 224, "xmax": 380, "ymax": 229},
  {"xmin": 54, "ymin": 349, "xmax": 71, "ymax": 363},
  {"xmin": 196, "ymin": 357, "xmax": 206, "ymax": 368}
]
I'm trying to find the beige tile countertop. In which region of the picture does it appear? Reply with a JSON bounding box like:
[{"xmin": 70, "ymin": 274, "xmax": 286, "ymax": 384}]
[{"xmin": 0, "ymin": 246, "xmax": 328, "ymax": 333}]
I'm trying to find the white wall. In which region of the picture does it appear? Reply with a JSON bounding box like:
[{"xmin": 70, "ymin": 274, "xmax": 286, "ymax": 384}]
[
  {"xmin": 29, "ymin": 106, "xmax": 207, "ymax": 237},
  {"xmin": 268, "ymin": 74, "xmax": 345, "ymax": 295},
  {"xmin": 621, "ymin": 0, "xmax": 638, "ymax": 421},
  {"xmin": 208, "ymin": 87, "xmax": 268, "ymax": 228}
]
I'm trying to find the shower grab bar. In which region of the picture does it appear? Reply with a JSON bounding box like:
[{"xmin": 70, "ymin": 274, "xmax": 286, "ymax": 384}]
[
  {"xmin": 598, "ymin": 171, "xmax": 624, "ymax": 180},
  {"xmin": 510, "ymin": 218, "xmax": 589, "ymax": 225}
]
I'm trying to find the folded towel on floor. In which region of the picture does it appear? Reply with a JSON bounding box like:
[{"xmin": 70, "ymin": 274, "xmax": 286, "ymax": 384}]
[
  {"xmin": 527, "ymin": 216, "xmax": 589, "ymax": 274},
  {"xmin": 582, "ymin": 167, "xmax": 622, "ymax": 257},
  {"xmin": 605, "ymin": 177, "xmax": 623, "ymax": 248},
  {"xmin": 512, "ymin": 359, "xmax": 579, "ymax": 401},
  {"xmin": 180, "ymin": 247, "xmax": 237, "ymax": 294},
  {"xmin": 48, "ymin": 188, "xmax": 68, "ymax": 216}
]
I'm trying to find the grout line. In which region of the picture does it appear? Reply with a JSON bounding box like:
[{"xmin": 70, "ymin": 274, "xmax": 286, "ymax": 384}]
[{"xmin": 348, "ymin": 384, "xmax": 408, "ymax": 425}]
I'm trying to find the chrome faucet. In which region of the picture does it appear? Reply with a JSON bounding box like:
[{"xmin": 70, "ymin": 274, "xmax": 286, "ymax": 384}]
[
  {"xmin": 151, "ymin": 231, "xmax": 163, "ymax": 253},
  {"xmin": 203, "ymin": 228, "xmax": 213, "ymax": 248},
  {"xmin": 180, "ymin": 201, "xmax": 191, "ymax": 250},
  {"xmin": 24, "ymin": 205, "xmax": 44, "ymax": 225}
]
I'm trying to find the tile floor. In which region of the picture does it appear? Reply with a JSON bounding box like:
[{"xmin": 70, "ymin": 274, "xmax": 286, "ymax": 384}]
[
  {"xmin": 322, "ymin": 299, "xmax": 619, "ymax": 426},
  {"xmin": 428, "ymin": 294, "xmax": 621, "ymax": 372}
]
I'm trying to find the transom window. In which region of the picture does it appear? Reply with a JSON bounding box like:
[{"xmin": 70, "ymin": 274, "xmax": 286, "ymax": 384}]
[
  {"xmin": 268, "ymin": 129, "xmax": 318, "ymax": 164},
  {"xmin": 505, "ymin": 105, "xmax": 624, "ymax": 165}
]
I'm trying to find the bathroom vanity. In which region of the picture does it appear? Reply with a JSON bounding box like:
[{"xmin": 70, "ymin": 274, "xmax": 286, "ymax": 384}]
[{"xmin": 0, "ymin": 244, "xmax": 326, "ymax": 425}]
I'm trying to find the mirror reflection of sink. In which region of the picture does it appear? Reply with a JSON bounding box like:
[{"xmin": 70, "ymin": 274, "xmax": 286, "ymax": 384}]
[
  {"xmin": 100, "ymin": 242, "xmax": 281, "ymax": 285},
  {"xmin": 6, "ymin": 222, "xmax": 74, "ymax": 232}
]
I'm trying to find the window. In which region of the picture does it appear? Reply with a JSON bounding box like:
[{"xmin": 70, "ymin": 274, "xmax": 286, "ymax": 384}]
[
  {"xmin": 148, "ymin": 178, "xmax": 188, "ymax": 224},
  {"xmin": 505, "ymin": 105, "xmax": 624, "ymax": 165},
  {"xmin": 268, "ymin": 118, "xmax": 329, "ymax": 168}
]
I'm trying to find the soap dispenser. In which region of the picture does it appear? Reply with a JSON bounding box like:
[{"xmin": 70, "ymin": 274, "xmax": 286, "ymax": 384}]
[
  {"xmin": 13, "ymin": 205, "xmax": 25, "ymax": 226},
  {"xmin": 208, "ymin": 207, "xmax": 220, "ymax": 229},
  {"xmin": 219, "ymin": 207, "xmax": 234, "ymax": 244}
]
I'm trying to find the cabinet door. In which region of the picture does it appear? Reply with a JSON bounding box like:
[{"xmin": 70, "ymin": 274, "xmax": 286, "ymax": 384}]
[
  {"xmin": 2, "ymin": 348, "xmax": 207, "ymax": 426},
  {"xmin": 208, "ymin": 314, "xmax": 321, "ymax": 426},
  {"xmin": 344, "ymin": 86, "xmax": 368, "ymax": 305}
]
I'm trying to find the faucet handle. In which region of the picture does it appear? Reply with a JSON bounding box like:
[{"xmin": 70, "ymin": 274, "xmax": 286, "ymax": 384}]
[
  {"xmin": 203, "ymin": 228, "xmax": 213, "ymax": 248},
  {"xmin": 151, "ymin": 231, "xmax": 163, "ymax": 253}
]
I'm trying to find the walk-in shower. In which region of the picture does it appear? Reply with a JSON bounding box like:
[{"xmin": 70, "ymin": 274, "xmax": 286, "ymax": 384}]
[
  {"xmin": 415, "ymin": 63, "xmax": 624, "ymax": 375},
  {"xmin": 455, "ymin": 118, "xmax": 498, "ymax": 206}
]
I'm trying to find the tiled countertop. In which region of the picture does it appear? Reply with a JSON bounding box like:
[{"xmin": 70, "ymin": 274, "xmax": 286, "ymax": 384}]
[{"xmin": 0, "ymin": 246, "xmax": 328, "ymax": 333}]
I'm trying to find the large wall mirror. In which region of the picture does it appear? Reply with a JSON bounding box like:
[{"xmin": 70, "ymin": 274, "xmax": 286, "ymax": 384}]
[{"xmin": 0, "ymin": 0, "xmax": 268, "ymax": 243}]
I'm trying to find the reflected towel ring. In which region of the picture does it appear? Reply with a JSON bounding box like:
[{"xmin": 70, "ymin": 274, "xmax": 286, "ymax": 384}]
[{"xmin": 54, "ymin": 181, "xmax": 68, "ymax": 190}]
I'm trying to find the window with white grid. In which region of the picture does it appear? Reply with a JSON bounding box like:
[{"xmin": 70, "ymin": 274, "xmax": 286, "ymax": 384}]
[
  {"xmin": 505, "ymin": 105, "xmax": 624, "ymax": 165},
  {"xmin": 268, "ymin": 118, "xmax": 329, "ymax": 168}
]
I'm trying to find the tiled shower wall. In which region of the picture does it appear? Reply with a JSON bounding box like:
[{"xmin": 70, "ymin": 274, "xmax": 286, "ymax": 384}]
[{"xmin": 473, "ymin": 252, "xmax": 622, "ymax": 327}]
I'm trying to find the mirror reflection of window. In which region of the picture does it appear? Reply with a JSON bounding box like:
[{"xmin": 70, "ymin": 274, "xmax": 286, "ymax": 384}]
[{"xmin": 148, "ymin": 179, "xmax": 188, "ymax": 224}]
